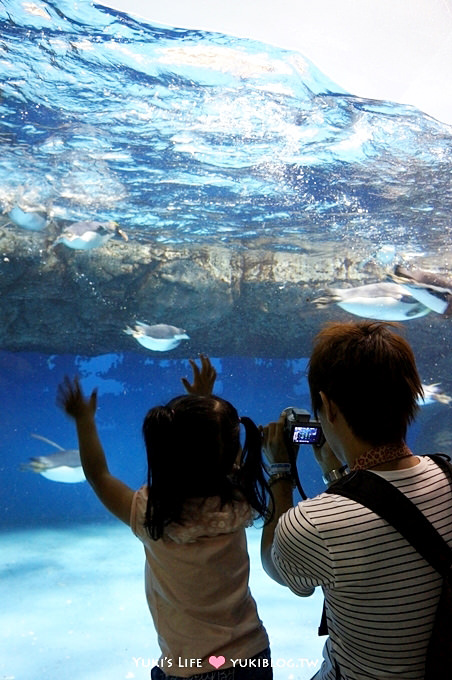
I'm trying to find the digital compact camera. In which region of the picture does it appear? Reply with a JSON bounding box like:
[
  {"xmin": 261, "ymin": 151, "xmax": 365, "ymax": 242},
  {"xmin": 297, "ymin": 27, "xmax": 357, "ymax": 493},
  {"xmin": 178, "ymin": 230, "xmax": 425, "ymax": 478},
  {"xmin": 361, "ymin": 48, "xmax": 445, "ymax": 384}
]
[{"xmin": 282, "ymin": 407, "xmax": 325, "ymax": 447}]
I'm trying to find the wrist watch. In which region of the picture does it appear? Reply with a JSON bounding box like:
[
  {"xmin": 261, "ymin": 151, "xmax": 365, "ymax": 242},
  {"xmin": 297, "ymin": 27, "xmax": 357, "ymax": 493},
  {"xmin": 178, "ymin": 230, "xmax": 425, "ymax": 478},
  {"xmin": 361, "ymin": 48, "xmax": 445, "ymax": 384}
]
[{"xmin": 322, "ymin": 465, "xmax": 349, "ymax": 485}]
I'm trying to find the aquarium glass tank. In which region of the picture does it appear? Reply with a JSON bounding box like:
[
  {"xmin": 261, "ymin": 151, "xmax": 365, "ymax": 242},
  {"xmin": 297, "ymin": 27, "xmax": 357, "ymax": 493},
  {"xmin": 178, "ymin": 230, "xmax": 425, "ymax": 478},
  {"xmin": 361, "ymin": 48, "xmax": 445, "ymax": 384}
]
[{"xmin": 0, "ymin": 1, "xmax": 451, "ymax": 678}]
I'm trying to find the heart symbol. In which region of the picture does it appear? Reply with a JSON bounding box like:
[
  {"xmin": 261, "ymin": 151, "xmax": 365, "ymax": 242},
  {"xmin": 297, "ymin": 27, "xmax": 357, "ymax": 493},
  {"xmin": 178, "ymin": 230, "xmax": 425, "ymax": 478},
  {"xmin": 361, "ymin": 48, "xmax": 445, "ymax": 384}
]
[{"xmin": 209, "ymin": 655, "xmax": 226, "ymax": 670}]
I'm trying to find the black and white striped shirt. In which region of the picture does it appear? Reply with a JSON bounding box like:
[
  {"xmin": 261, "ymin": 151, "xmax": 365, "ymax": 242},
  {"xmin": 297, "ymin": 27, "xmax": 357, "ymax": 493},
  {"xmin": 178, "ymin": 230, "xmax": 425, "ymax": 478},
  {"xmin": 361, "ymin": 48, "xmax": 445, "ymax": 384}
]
[{"xmin": 272, "ymin": 455, "xmax": 452, "ymax": 680}]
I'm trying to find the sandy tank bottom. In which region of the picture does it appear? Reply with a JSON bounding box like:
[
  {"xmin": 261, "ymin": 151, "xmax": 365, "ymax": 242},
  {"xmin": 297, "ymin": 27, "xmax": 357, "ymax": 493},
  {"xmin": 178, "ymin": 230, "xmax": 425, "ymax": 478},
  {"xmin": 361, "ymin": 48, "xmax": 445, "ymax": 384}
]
[{"xmin": 0, "ymin": 523, "xmax": 324, "ymax": 680}]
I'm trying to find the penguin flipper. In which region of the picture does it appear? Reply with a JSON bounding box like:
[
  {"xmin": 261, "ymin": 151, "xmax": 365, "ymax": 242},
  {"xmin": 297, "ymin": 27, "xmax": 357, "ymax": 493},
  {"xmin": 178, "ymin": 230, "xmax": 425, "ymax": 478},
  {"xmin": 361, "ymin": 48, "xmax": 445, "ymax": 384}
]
[
  {"xmin": 312, "ymin": 290, "xmax": 341, "ymax": 308},
  {"xmin": 30, "ymin": 433, "xmax": 65, "ymax": 451},
  {"xmin": 406, "ymin": 303, "xmax": 430, "ymax": 318}
]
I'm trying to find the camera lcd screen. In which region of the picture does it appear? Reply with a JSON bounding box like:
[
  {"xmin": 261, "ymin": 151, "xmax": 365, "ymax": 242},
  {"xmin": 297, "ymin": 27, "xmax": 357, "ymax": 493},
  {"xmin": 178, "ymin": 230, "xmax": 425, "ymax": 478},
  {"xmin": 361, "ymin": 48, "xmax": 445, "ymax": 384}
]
[{"xmin": 293, "ymin": 425, "xmax": 322, "ymax": 445}]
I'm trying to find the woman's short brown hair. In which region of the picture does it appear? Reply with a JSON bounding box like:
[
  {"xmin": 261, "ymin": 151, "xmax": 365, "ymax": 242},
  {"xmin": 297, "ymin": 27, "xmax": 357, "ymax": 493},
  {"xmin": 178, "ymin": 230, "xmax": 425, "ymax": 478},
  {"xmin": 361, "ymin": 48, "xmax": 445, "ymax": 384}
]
[{"xmin": 307, "ymin": 321, "xmax": 423, "ymax": 446}]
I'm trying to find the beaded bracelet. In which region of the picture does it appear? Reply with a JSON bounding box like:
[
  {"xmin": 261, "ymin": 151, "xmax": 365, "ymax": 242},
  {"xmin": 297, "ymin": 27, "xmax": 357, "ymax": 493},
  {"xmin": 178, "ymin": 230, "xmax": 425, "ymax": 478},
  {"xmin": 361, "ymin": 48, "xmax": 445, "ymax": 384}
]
[{"xmin": 267, "ymin": 462, "xmax": 292, "ymax": 474}]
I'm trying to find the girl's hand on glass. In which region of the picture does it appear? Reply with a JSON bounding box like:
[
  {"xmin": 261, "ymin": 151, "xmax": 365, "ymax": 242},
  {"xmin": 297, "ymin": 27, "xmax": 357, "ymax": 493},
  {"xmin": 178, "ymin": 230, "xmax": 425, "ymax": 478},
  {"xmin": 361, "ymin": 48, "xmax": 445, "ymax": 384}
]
[
  {"xmin": 56, "ymin": 376, "xmax": 97, "ymax": 421},
  {"xmin": 181, "ymin": 354, "xmax": 217, "ymax": 396}
]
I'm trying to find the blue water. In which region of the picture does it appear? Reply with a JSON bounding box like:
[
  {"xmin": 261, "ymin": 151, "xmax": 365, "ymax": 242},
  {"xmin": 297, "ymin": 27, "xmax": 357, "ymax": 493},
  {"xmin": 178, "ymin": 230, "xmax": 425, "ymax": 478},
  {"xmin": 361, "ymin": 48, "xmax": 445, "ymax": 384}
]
[
  {"xmin": 1, "ymin": 352, "xmax": 320, "ymax": 529},
  {"xmin": 1, "ymin": 352, "xmax": 327, "ymax": 680},
  {"xmin": 1, "ymin": 1, "xmax": 452, "ymax": 678},
  {"xmin": 1, "ymin": 0, "xmax": 451, "ymax": 251},
  {"xmin": 0, "ymin": 350, "xmax": 443, "ymax": 680}
]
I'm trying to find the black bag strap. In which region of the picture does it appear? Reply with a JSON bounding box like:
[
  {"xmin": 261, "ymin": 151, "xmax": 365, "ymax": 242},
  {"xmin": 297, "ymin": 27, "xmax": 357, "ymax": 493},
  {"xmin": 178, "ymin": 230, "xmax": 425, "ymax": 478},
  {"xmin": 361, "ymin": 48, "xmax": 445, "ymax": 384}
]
[
  {"xmin": 325, "ymin": 454, "xmax": 452, "ymax": 577},
  {"xmin": 318, "ymin": 454, "xmax": 452, "ymax": 677}
]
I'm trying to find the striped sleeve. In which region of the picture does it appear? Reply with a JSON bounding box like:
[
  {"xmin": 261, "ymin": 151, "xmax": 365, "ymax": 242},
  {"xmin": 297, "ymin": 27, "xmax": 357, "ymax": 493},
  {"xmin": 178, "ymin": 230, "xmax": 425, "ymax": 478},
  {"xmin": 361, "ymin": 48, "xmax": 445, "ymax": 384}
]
[
  {"xmin": 272, "ymin": 495, "xmax": 334, "ymax": 595},
  {"xmin": 270, "ymin": 456, "xmax": 452, "ymax": 680}
]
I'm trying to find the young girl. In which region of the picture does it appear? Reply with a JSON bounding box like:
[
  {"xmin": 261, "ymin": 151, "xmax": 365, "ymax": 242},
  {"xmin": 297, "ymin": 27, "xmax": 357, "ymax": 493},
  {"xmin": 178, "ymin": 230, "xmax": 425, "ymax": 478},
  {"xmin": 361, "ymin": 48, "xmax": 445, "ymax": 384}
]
[{"xmin": 57, "ymin": 356, "xmax": 273, "ymax": 680}]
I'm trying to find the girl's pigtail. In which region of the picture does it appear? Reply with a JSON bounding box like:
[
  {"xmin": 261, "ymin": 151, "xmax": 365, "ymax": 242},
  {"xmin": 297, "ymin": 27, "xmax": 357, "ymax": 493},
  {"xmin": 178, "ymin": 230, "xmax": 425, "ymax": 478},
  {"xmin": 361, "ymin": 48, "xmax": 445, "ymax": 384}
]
[
  {"xmin": 239, "ymin": 416, "xmax": 273, "ymax": 523},
  {"xmin": 143, "ymin": 405, "xmax": 178, "ymax": 540}
]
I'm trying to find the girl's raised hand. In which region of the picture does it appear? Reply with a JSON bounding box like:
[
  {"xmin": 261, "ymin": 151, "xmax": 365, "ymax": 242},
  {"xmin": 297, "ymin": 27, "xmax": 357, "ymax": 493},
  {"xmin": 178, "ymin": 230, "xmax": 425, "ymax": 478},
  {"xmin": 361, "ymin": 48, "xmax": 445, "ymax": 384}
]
[
  {"xmin": 56, "ymin": 376, "xmax": 98, "ymax": 421},
  {"xmin": 181, "ymin": 354, "xmax": 217, "ymax": 396}
]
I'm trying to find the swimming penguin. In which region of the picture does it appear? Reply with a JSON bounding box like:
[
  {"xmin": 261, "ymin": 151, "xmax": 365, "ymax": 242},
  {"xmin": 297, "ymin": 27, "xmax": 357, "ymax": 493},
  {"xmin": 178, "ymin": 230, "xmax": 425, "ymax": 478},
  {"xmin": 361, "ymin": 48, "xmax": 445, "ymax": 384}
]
[
  {"xmin": 7, "ymin": 205, "xmax": 47, "ymax": 231},
  {"xmin": 20, "ymin": 434, "xmax": 85, "ymax": 483},
  {"xmin": 390, "ymin": 265, "xmax": 452, "ymax": 315},
  {"xmin": 313, "ymin": 282, "xmax": 431, "ymax": 321},
  {"xmin": 53, "ymin": 220, "xmax": 128, "ymax": 250},
  {"xmin": 124, "ymin": 322, "xmax": 190, "ymax": 351},
  {"xmin": 418, "ymin": 383, "xmax": 452, "ymax": 406}
]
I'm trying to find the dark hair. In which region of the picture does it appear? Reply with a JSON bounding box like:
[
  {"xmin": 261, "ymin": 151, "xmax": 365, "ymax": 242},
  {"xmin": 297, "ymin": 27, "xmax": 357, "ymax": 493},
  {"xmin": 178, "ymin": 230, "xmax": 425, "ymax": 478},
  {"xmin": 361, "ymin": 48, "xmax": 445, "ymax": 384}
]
[
  {"xmin": 142, "ymin": 394, "xmax": 271, "ymax": 540},
  {"xmin": 307, "ymin": 321, "xmax": 423, "ymax": 446}
]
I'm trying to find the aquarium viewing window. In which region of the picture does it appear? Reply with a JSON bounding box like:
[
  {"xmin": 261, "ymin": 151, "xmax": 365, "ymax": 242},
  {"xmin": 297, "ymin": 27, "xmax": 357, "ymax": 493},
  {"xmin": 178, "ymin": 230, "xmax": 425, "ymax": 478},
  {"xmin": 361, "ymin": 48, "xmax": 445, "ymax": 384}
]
[{"xmin": 0, "ymin": 1, "xmax": 451, "ymax": 679}]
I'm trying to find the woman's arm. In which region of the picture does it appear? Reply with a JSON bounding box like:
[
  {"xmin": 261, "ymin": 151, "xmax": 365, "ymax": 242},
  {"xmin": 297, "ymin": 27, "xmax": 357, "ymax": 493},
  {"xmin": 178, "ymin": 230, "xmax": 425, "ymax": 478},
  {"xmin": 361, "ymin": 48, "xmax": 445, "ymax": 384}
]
[
  {"xmin": 260, "ymin": 416, "xmax": 294, "ymax": 585},
  {"xmin": 57, "ymin": 377, "xmax": 134, "ymax": 525}
]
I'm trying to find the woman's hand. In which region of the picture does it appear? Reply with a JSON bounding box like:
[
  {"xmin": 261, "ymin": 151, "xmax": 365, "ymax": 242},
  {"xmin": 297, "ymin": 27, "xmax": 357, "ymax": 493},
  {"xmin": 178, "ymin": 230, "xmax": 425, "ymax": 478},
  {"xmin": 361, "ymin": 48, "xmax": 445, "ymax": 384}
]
[
  {"xmin": 311, "ymin": 439, "xmax": 343, "ymax": 475},
  {"xmin": 181, "ymin": 354, "xmax": 217, "ymax": 396},
  {"xmin": 56, "ymin": 376, "xmax": 97, "ymax": 421},
  {"xmin": 260, "ymin": 415, "xmax": 291, "ymax": 464}
]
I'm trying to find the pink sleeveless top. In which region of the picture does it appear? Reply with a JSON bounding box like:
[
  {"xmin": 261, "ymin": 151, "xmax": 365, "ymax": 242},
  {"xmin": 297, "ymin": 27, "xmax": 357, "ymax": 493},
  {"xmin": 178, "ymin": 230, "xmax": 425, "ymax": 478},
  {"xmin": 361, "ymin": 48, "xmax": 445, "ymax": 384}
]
[{"xmin": 130, "ymin": 486, "xmax": 269, "ymax": 677}]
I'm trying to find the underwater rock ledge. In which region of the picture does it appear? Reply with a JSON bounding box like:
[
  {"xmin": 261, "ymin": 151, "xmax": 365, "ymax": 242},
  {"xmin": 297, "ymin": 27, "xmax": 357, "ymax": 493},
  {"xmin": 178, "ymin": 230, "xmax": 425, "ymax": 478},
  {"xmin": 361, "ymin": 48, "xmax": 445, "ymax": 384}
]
[{"xmin": 0, "ymin": 225, "xmax": 449, "ymax": 360}]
